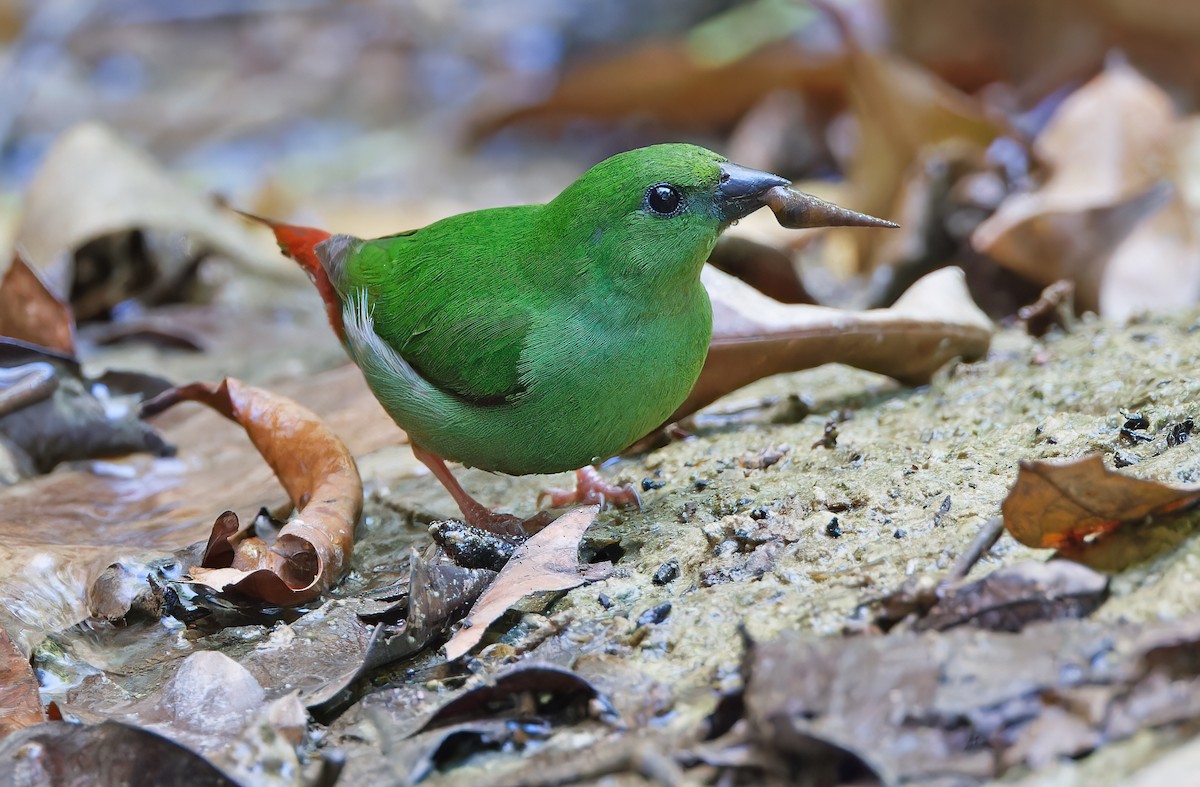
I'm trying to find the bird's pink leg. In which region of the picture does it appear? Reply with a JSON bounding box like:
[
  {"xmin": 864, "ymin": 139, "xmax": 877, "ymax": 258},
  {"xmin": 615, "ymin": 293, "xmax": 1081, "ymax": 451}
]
[
  {"xmin": 540, "ymin": 466, "xmax": 642, "ymax": 510},
  {"xmin": 411, "ymin": 443, "xmax": 526, "ymax": 537}
]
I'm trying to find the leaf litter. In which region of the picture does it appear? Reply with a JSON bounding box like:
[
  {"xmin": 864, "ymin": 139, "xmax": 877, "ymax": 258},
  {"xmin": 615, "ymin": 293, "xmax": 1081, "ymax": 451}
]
[{"xmin": 141, "ymin": 377, "xmax": 363, "ymax": 605}]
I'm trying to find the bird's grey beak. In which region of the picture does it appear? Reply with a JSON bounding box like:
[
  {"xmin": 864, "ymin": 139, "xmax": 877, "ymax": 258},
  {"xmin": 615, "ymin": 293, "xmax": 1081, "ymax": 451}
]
[
  {"xmin": 715, "ymin": 161, "xmax": 901, "ymax": 230},
  {"xmin": 715, "ymin": 162, "xmax": 790, "ymax": 224}
]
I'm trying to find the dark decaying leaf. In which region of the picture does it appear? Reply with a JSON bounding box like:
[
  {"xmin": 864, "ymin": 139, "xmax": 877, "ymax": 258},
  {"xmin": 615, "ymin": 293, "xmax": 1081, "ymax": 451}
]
[
  {"xmin": 309, "ymin": 553, "xmax": 495, "ymax": 718},
  {"xmin": 142, "ymin": 377, "xmax": 363, "ymax": 605},
  {"xmin": 1001, "ymin": 454, "xmax": 1200, "ymax": 568},
  {"xmin": 665, "ymin": 265, "xmax": 992, "ymax": 425},
  {"xmin": 740, "ymin": 616, "xmax": 1200, "ymax": 783},
  {"xmin": 374, "ymin": 663, "xmax": 608, "ymax": 784},
  {"xmin": 444, "ymin": 506, "xmax": 609, "ymax": 660},
  {"xmin": 0, "ymin": 257, "xmax": 173, "ymax": 477},
  {"xmin": 0, "ymin": 720, "xmax": 238, "ymax": 786},
  {"xmin": 1, "ymin": 361, "xmax": 173, "ymax": 477},
  {"xmin": 0, "ymin": 254, "xmax": 75, "ymax": 357},
  {"xmin": 912, "ymin": 560, "xmax": 1109, "ymax": 632},
  {"xmin": 0, "ymin": 622, "xmax": 44, "ymax": 739},
  {"xmin": 707, "ymin": 236, "xmax": 815, "ymax": 304}
]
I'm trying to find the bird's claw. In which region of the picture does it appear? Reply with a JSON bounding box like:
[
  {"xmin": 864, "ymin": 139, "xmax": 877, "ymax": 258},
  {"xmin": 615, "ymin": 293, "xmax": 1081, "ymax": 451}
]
[{"xmin": 539, "ymin": 466, "xmax": 642, "ymax": 510}]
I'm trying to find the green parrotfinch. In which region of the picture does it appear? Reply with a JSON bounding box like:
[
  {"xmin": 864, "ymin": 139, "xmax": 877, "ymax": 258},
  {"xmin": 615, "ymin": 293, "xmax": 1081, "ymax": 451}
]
[{"xmin": 244, "ymin": 143, "xmax": 894, "ymax": 534}]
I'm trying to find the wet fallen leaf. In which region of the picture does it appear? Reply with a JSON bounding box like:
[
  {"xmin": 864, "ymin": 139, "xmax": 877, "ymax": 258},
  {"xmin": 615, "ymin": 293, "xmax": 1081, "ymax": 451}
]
[
  {"xmin": 0, "ymin": 358, "xmax": 173, "ymax": 478},
  {"xmin": 142, "ymin": 377, "xmax": 362, "ymax": 605},
  {"xmin": 0, "ymin": 720, "xmax": 238, "ymax": 786},
  {"xmin": 0, "ymin": 622, "xmax": 43, "ymax": 739},
  {"xmin": 0, "ymin": 363, "xmax": 393, "ymax": 653},
  {"xmin": 375, "ymin": 663, "xmax": 609, "ymax": 783},
  {"xmin": 972, "ymin": 61, "xmax": 1200, "ymax": 318},
  {"xmin": 666, "ymin": 264, "xmax": 992, "ymax": 424},
  {"xmin": 359, "ymin": 550, "xmax": 496, "ymax": 672},
  {"xmin": 444, "ymin": 506, "xmax": 608, "ymax": 660},
  {"xmin": 0, "ymin": 254, "xmax": 74, "ymax": 356},
  {"xmin": 0, "ymin": 254, "xmax": 175, "ymax": 479},
  {"xmin": 1001, "ymin": 454, "xmax": 1200, "ymax": 568}
]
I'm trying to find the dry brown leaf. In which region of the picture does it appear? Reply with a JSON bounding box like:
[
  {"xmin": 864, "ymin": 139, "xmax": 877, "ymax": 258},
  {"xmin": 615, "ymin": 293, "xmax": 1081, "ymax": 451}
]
[
  {"xmin": 0, "ymin": 254, "xmax": 74, "ymax": 356},
  {"xmin": 668, "ymin": 264, "xmax": 992, "ymax": 423},
  {"xmin": 0, "ymin": 622, "xmax": 43, "ymax": 738},
  {"xmin": 470, "ymin": 39, "xmax": 845, "ymax": 139},
  {"xmin": 1001, "ymin": 454, "xmax": 1200, "ymax": 566},
  {"xmin": 444, "ymin": 506, "xmax": 607, "ymax": 660},
  {"xmin": 743, "ymin": 616, "xmax": 1200, "ymax": 783},
  {"xmin": 815, "ymin": 1, "xmax": 1005, "ymax": 272},
  {"xmin": 972, "ymin": 61, "xmax": 1200, "ymax": 317},
  {"xmin": 10, "ymin": 122, "xmax": 292, "ymax": 287},
  {"xmin": 141, "ymin": 378, "xmax": 362, "ymax": 605}
]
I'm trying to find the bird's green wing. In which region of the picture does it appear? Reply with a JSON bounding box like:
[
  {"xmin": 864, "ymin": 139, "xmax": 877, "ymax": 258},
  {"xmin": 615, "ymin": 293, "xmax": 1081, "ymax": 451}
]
[{"xmin": 341, "ymin": 214, "xmax": 543, "ymax": 405}]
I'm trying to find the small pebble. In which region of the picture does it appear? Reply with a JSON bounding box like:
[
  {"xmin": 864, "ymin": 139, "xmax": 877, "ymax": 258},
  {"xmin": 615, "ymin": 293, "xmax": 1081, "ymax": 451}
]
[
  {"xmin": 894, "ymin": 529, "xmax": 906, "ymax": 539},
  {"xmin": 597, "ymin": 592, "xmax": 614, "ymax": 610},
  {"xmin": 641, "ymin": 477, "xmax": 666, "ymax": 491},
  {"xmin": 652, "ymin": 558, "xmax": 680, "ymax": 586},
  {"xmin": 637, "ymin": 602, "xmax": 672, "ymax": 626},
  {"xmin": 825, "ymin": 517, "xmax": 842, "ymax": 538}
]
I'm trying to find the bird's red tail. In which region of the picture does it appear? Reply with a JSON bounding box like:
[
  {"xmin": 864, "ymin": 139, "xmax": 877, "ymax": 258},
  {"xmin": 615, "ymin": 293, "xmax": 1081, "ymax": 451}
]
[{"xmin": 236, "ymin": 210, "xmax": 345, "ymax": 340}]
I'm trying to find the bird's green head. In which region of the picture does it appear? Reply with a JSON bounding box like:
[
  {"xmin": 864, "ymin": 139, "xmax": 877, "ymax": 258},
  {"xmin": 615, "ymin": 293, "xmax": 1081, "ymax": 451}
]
[{"xmin": 545, "ymin": 143, "xmax": 789, "ymax": 288}]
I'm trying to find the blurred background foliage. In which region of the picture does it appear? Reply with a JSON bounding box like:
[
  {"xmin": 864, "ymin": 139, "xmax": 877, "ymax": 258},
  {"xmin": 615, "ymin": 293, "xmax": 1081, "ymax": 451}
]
[{"xmin": 2, "ymin": 0, "xmax": 1199, "ymax": 316}]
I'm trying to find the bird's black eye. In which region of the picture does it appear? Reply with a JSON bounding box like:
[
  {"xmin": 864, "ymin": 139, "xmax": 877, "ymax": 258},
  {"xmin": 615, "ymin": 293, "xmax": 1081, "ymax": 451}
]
[{"xmin": 645, "ymin": 183, "xmax": 684, "ymax": 218}]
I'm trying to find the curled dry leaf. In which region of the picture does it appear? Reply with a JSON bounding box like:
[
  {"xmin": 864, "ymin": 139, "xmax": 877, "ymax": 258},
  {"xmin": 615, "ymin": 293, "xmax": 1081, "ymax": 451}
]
[
  {"xmin": 12, "ymin": 122, "xmax": 292, "ymax": 289},
  {"xmin": 1001, "ymin": 454, "xmax": 1200, "ymax": 568},
  {"xmin": 0, "ymin": 622, "xmax": 44, "ymax": 739},
  {"xmin": 0, "ymin": 254, "xmax": 74, "ymax": 357},
  {"xmin": 444, "ymin": 506, "xmax": 608, "ymax": 660},
  {"xmin": 668, "ymin": 264, "xmax": 992, "ymax": 423},
  {"xmin": 972, "ymin": 61, "xmax": 1200, "ymax": 318},
  {"xmin": 142, "ymin": 378, "xmax": 362, "ymax": 605}
]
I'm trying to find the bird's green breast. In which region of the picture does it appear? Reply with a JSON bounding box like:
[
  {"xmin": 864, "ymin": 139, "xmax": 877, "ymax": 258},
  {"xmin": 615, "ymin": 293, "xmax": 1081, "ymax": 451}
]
[{"xmin": 373, "ymin": 279, "xmax": 712, "ymax": 475}]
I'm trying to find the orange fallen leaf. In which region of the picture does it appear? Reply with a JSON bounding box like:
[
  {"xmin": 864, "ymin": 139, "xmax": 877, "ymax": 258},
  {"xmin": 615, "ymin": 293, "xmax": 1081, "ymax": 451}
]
[
  {"xmin": 1001, "ymin": 454, "xmax": 1200, "ymax": 553},
  {"xmin": 0, "ymin": 253, "xmax": 75, "ymax": 357},
  {"xmin": 142, "ymin": 378, "xmax": 362, "ymax": 605},
  {"xmin": 0, "ymin": 622, "xmax": 44, "ymax": 739},
  {"xmin": 444, "ymin": 506, "xmax": 607, "ymax": 660}
]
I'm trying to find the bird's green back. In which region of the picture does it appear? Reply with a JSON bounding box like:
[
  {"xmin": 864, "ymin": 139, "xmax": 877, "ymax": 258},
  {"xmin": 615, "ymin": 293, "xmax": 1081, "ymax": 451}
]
[{"xmin": 336, "ymin": 144, "xmax": 729, "ymax": 409}]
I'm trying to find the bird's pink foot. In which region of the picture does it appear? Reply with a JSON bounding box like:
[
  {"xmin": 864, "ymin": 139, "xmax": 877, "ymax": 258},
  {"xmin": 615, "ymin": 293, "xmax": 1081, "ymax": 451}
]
[
  {"xmin": 540, "ymin": 466, "xmax": 641, "ymax": 510},
  {"xmin": 411, "ymin": 442, "xmax": 529, "ymax": 537}
]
